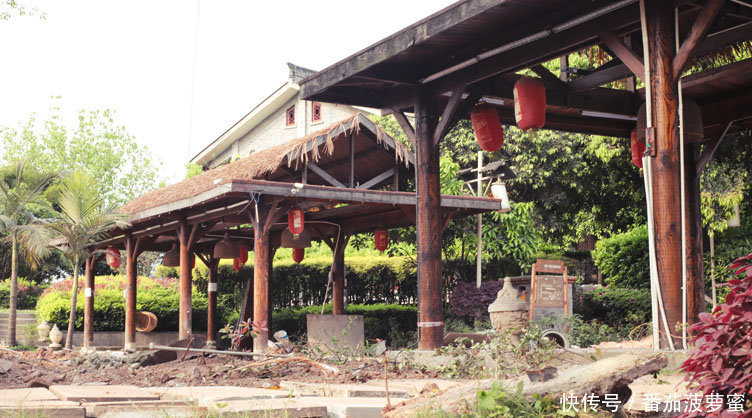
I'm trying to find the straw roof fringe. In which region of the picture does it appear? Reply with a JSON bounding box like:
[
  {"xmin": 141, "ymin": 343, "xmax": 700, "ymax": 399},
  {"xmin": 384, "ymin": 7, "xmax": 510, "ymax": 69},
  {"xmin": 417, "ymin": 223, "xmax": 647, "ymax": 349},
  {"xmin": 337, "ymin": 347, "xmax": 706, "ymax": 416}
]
[{"xmin": 119, "ymin": 113, "xmax": 409, "ymax": 216}]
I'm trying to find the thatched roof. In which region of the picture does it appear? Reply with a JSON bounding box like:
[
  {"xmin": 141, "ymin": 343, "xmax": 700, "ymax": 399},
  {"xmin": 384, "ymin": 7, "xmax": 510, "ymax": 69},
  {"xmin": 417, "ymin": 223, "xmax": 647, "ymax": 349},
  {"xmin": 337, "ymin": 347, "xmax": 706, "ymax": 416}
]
[{"xmin": 120, "ymin": 114, "xmax": 410, "ymax": 216}]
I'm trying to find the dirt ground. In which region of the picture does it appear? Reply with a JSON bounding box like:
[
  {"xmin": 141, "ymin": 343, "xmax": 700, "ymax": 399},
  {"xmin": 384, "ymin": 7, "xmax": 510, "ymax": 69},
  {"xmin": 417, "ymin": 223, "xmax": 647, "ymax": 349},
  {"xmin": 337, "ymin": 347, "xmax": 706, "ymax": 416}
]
[{"xmin": 0, "ymin": 347, "xmax": 440, "ymax": 390}]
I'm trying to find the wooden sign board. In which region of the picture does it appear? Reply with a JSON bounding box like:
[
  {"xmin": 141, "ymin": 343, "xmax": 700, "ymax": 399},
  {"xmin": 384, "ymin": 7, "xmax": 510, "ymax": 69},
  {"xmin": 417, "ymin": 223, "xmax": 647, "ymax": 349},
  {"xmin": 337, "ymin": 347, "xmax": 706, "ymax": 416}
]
[
  {"xmin": 533, "ymin": 275, "xmax": 567, "ymax": 308},
  {"xmin": 529, "ymin": 259, "xmax": 569, "ymax": 322}
]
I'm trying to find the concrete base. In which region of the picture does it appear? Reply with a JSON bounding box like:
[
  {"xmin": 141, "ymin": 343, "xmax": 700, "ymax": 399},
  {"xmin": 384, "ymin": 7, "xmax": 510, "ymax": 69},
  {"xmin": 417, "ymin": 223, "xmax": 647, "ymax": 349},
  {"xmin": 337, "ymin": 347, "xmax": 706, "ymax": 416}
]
[{"xmin": 306, "ymin": 314, "xmax": 364, "ymax": 354}]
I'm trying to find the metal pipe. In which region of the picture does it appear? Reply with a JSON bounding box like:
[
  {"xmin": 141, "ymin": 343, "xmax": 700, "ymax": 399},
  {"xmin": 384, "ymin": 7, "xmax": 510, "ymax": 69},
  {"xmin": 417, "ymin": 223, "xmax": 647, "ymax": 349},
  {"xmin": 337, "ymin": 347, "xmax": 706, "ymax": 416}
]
[
  {"xmin": 147, "ymin": 343, "xmax": 292, "ymax": 359},
  {"xmin": 676, "ymin": 7, "xmax": 689, "ymax": 351},
  {"xmin": 476, "ymin": 151, "xmax": 483, "ymax": 289}
]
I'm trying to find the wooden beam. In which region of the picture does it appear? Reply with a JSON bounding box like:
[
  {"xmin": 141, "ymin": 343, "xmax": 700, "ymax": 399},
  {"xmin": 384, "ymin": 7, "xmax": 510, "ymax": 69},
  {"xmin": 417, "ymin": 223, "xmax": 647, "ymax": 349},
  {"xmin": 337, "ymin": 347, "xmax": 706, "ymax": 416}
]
[
  {"xmin": 358, "ymin": 167, "xmax": 397, "ymax": 190},
  {"xmin": 307, "ymin": 163, "xmax": 346, "ymax": 188},
  {"xmin": 433, "ymin": 83, "xmax": 466, "ymax": 145},
  {"xmin": 392, "ymin": 111, "xmax": 417, "ymax": 150},
  {"xmin": 569, "ymin": 63, "xmax": 633, "ymax": 90},
  {"xmin": 696, "ymin": 120, "xmax": 733, "ymax": 175},
  {"xmin": 349, "ymin": 132, "xmax": 355, "ymax": 188},
  {"xmin": 531, "ymin": 64, "xmax": 568, "ymax": 90},
  {"xmin": 673, "ymin": 0, "xmax": 725, "ymax": 79},
  {"xmin": 599, "ymin": 30, "xmax": 645, "ymax": 77}
]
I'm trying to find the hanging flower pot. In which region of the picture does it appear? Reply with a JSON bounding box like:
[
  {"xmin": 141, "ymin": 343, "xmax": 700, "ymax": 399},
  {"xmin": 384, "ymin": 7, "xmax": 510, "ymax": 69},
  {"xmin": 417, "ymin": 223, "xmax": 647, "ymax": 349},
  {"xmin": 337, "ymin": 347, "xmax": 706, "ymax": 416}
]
[
  {"xmin": 106, "ymin": 246, "xmax": 121, "ymax": 269},
  {"xmin": 631, "ymin": 129, "xmax": 645, "ymax": 168},
  {"xmin": 470, "ymin": 104, "xmax": 504, "ymax": 151},
  {"xmin": 288, "ymin": 207, "xmax": 305, "ymax": 235},
  {"xmin": 513, "ymin": 77, "xmax": 546, "ymax": 131},
  {"xmin": 292, "ymin": 247, "xmax": 305, "ymax": 264},
  {"xmin": 374, "ymin": 230, "xmax": 389, "ymax": 253}
]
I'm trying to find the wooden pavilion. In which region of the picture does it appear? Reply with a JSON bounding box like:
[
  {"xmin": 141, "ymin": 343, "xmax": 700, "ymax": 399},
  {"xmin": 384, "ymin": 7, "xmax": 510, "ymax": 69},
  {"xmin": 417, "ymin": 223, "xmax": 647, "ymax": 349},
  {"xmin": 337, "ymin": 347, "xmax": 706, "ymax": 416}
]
[
  {"xmin": 89, "ymin": 114, "xmax": 507, "ymax": 351},
  {"xmin": 299, "ymin": 0, "xmax": 752, "ymax": 350}
]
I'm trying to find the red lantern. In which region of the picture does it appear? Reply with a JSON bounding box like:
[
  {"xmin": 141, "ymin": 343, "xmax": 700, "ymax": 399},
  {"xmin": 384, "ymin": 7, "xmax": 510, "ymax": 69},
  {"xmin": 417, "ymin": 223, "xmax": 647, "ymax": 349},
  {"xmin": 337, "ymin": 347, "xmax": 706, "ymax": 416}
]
[
  {"xmin": 238, "ymin": 245, "xmax": 249, "ymax": 264},
  {"xmin": 233, "ymin": 258, "xmax": 242, "ymax": 271},
  {"xmin": 292, "ymin": 248, "xmax": 305, "ymax": 264},
  {"xmin": 374, "ymin": 230, "xmax": 389, "ymax": 253},
  {"xmin": 513, "ymin": 77, "xmax": 546, "ymax": 131},
  {"xmin": 191, "ymin": 254, "xmax": 196, "ymax": 269},
  {"xmin": 288, "ymin": 207, "xmax": 305, "ymax": 235},
  {"xmin": 470, "ymin": 104, "xmax": 504, "ymax": 152},
  {"xmin": 631, "ymin": 129, "xmax": 645, "ymax": 169},
  {"xmin": 105, "ymin": 246, "xmax": 121, "ymax": 269}
]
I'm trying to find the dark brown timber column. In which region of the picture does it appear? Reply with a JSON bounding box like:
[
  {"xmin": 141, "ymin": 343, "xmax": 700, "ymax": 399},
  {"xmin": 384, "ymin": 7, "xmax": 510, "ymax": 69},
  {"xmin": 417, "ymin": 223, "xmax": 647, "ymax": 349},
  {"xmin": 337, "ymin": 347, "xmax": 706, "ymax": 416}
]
[
  {"xmin": 684, "ymin": 143, "xmax": 705, "ymax": 325},
  {"xmin": 415, "ymin": 89, "xmax": 443, "ymax": 350},
  {"xmin": 646, "ymin": 0, "xmax": 682, "ymax": 348},
  {"xmin": 83, "ymin": 255, "xmax": 97, "ymax": 348},
  {"xmin": 206, "ymin": 257, "xmax": 219, "ymax": 348},
  {"xmin": 252, "ymin": 204, "xmax": 271, "ymax": 353},
  {"xmin": 332, "ymin": 231, "xmax": 349, "ymax": 315},
  {"xmin": 267, "ymin": 244, "xmax": 277, "ymax": 334},
  {"xmin": 124, "ymin": 236, "xmax": 139, "ymax": 350},
  {"xmin": 177, "ymin": 221, "xmax": 196, "ymax": 340}
]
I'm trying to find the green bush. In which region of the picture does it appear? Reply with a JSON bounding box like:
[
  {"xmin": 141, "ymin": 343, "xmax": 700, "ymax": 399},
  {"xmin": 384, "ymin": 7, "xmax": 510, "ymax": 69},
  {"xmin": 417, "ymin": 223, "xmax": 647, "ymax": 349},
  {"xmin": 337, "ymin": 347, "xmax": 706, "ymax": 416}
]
[
  {"xmin": 574, "ymin": 286, "xmax": 651, "ymax": 333},
  {"xmin": 592, "ymin": 225, "xmax": 649, "ymax": 288},
  {"xmin": 705, "ymin": 221, "xmax": 752, "ymax": 301},
  {"xmin": 272, "ymin": 303, "xmax": 417, "ymax": 348},
  {"xmin": 36, "ymin": 275, "xmax": 209, "ymax": 332},
  {"xmin": 0, "ymin": 278, "xmax": 46, "ymax": 310}
]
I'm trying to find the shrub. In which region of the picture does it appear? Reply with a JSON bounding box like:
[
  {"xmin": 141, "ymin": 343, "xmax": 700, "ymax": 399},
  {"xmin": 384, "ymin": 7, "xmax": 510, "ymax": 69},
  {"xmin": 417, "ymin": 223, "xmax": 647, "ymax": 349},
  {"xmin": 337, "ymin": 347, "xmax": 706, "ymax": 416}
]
[
  {"xmin": 574, "ymin": 286, "xmax": 651, "ymax": 333},
  {"xmin": 680, "ymin": 252, "xmax": 752, "ymax": 416},
  {"xmin": 36, "ymin": 275, "xmax": 208, "ymax": 332},
  {"xmin": 704, "ymin": 221, "xmax": 752, "ymax": 301},
  {"xmin": 449, "ymin": 281, "xmax": 503, "ymax": 322},
  {"xmin": 592, "ymin": 225, "xmax": 649, "ymax": 288},
  {"xmin": 271, "ymin": 303, "xmax": 417, "ymax": 348},
  {"xmin": 0, "ymin": 278, "xmax": 46, "ymax": 310}
]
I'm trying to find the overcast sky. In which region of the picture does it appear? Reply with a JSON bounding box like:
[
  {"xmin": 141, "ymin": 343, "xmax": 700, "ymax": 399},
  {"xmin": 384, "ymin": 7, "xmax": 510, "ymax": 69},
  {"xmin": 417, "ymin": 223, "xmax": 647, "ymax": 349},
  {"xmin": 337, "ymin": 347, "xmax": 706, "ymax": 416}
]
[{"xmin": 0, "ymin": 1, "xmax": 455, "ymax": 184}]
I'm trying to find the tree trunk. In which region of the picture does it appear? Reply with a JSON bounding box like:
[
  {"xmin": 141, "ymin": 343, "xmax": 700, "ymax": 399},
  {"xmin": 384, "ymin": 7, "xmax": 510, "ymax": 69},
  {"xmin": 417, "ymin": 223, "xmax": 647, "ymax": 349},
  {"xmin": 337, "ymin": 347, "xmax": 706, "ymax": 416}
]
[
  {"xmin": 65, "ymin": 256, "xmax": 80, "ymax": 350},
  {"xmin": 7, "ymin": 233, "xmax": 18, "ymax": 347}
]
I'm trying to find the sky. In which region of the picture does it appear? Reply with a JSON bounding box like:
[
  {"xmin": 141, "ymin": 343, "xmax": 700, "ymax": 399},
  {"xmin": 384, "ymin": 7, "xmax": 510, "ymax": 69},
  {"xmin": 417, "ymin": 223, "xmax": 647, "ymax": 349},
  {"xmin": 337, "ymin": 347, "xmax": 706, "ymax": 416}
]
[{"xmin": 0, "ymin": 0, "xmax": 455, "ymax": 184}]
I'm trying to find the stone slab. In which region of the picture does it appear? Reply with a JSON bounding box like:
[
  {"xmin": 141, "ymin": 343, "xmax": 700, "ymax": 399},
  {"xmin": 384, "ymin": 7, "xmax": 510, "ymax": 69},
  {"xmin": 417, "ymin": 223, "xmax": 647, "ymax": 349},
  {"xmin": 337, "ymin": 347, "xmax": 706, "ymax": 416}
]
[
  {"xmin": 206, "ymin": 398, "xmax": 328, "ymax": 417},
  {"xmin": 0, "ymin": 404, "xmax": 85, "ymax": 417},
  {"xmin": 627, "ymin": 373, "xmax": 689, "ymax": 412},
  {"xmin": 366, "ymin": 379, "xmax": 462, "ymax": 396},
  {"xmin": 0, "ymin": 387, "xmax": 59, "ymax": 404},
  {"xmin": 49, "ymin": 385, "xmax": 160, "ymax": 402},
  {"xmin": 324, "ymin": 397, "xmax": 390, "ymax": 418},
  {"xmin": 86, "ymin": 400, "xmax": 206, "ymax": 417},
  {"xmin": 146, "ymin": 386, "xmax": 291, "ymax": 404},
  {"xmin": 280, "ymin": 381, "xmax": 410, "ymax": 399},
  {"xmin": 306, "ymin": 314, "xmax": 364, "ymax": 354}
]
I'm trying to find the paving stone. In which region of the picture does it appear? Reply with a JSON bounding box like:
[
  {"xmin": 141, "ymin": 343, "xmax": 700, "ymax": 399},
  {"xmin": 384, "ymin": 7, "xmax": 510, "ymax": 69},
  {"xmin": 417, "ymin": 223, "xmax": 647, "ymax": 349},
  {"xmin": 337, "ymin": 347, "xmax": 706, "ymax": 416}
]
[
  {"xmin": 85, "ymin": 400, "xmax": 206, "ymax": 417},
  {"xmin": 280, "ymin": 381, "xmax": 410, "ymax": 398},
  {"xmin": 145, "ymin": 386, "xmax": 291, "ymax": 405},
  {"xmin": 0, "ymin": 405, "xmax": 85, "ymax": 417},
  {"xmin": 323, "ymin": 397, "xmax": 390, "ymax": 418},
  {"xmin": 49, "ymin": 385, "xmax": 160, "ymax": 402},
  {"xmin": 366, "ymin": 378, "xmax": 462, "ymax": 396},
  {"xmin": 0, "ymin": 387, "xmax": 59, "ymax": 404},
  {"xmin": 206, "ymin": 398, "xmax": 328, "ymax": 417}
]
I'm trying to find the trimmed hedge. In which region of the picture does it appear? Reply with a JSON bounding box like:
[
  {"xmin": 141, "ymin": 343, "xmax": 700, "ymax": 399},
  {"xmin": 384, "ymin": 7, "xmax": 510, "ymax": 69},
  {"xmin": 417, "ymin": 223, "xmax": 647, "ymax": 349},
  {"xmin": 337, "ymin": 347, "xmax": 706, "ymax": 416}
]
[
  {"xmin": 592, "ymin": 225, "xmax": 649, "ymax": 289},
  {"xmin": 272, "ymin": 303, "xmax": 418, "ymax": 348},
  {"xmin": 449, "ymin": 281, "xmax": 503, "ymax": 322},
  {"xmin": 0, "ymin": 278, "xmax": 46, "ymax": 310},
  {"xmin": 36, "ymin": 276, "xmax": 212, "ymax": 332},
  {"xmin": 574, "ymin": 286, "xmax": 651, "ymax": 332}
]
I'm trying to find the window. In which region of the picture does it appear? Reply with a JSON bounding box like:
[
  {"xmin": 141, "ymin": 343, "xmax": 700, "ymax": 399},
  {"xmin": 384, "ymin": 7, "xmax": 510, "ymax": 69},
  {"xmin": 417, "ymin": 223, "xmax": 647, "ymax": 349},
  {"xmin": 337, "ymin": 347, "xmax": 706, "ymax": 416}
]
[
  {"xmin": 311, "ymin": 102, "xmax": 322, "ymax": 122},
  {"xmin": 286, "ymin": 105, "xmax": 295, "ymax": 126}
]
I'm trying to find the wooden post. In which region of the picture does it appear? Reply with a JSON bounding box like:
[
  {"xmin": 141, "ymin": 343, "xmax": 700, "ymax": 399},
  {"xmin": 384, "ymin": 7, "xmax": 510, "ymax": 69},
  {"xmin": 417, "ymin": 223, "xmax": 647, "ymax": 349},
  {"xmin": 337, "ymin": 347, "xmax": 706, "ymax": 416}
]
[
  {"xmin": 177, "ymin": 221, "xmax": 198, "ymax": 340},
  {"xmin": 253, "ymin": 205, "xmax": 271, "ymax": 353},
  {"xmin": 206, "ymin": 257, "xmax": 219, "ymax": 348},
  {"xmin": 415, "ymin": 89, "xmax": 444, "ymax": 350},
  {"xmin": 267, "ymin": 244, "xmax": 277, "ymax": 335},
  {"xmin": 646, "ymin": 0, "xmax": 682, "ymax": 348},
  {"xmin": 83, "ymin": 255, "xmax": 97, "ymax": 348},
  {"xmin": 332, "ymin": 231, "xmax": 349, "ymax": 315},
  {"xmin": 684, "ymin": 143, "xmax": 705, "ymax": 325},
  {"xmin": 124, "ymin": 236, "xmax": 139, "ymax": 350}
]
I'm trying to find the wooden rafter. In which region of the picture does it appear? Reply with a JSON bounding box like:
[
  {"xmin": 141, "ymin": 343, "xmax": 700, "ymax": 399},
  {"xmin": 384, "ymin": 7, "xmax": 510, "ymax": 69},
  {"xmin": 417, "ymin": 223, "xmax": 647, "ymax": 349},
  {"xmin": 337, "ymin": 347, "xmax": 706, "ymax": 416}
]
[
  {"xmin": 392, "ymin": 111, "xmax": 417, "ymax": 150},
  {"xmin": 696, "ymin": 120, "xmax": 733, "ymax": 175},
  {"xmin": 599, "ymin": 30, "xmax": 645, "ymax": 77},
  {"xmin": 433, "ymin": 83, "xmax": 466, "ymax": 145},
  {"xmin": 673, "ymin": 0, "xmax": 726, "ymax": 79},
  {"xmin": 531, "ymin": 64, "xmax": 568, "ymax": 90}
]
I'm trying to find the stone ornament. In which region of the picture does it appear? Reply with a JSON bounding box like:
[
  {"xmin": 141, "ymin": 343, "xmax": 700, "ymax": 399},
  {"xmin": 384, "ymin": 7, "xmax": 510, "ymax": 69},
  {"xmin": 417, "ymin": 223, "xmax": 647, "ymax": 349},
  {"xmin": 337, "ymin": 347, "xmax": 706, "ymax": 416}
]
[{"xmin": 488, "ymin": 277, "xmax": 529, "ymax": 333}]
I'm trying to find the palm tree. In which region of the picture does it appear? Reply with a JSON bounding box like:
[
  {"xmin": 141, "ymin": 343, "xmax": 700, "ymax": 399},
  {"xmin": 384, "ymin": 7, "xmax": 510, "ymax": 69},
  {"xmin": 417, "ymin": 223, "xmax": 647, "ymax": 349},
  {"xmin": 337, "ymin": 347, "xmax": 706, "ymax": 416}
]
[
  {"xmin": 22, "ymin": 171, "xmax": 128, "ymax": 349},
  {"xmin": 0, "ymin": 159, "xmax": 56, "ymax": 346}
]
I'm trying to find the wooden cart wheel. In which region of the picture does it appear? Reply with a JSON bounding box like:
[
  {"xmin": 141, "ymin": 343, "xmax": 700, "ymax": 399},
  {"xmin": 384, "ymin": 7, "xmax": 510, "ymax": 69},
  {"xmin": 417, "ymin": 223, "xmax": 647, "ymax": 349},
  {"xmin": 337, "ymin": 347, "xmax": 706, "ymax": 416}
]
[{"xmin": 135, "ymin": 311, "xmax": 158, "ymax": 332}]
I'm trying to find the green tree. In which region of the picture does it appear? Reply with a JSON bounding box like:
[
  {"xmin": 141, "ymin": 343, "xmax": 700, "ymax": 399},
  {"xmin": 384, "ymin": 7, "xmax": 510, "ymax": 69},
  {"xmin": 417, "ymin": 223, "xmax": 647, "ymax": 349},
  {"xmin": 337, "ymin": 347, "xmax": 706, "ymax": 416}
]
[
  {"xmin": 1, "ymin": 102, "xmax": 163, "ymax": 206},
  {"xmin": 0, "ymin": 158, "xmax": 56, "ymax": 346},
  {"xmin": 21, "ymin": 172, "xmax": 129, "ymax": 349}
]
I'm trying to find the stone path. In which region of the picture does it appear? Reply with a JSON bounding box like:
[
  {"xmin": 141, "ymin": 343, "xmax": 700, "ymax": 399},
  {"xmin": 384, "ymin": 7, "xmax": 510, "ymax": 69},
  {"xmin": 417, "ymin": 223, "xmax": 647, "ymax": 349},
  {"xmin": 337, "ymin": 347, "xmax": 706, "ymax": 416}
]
[{"xmin": 0, "ymin": 379, "xmax": 457, "ymax": 417}]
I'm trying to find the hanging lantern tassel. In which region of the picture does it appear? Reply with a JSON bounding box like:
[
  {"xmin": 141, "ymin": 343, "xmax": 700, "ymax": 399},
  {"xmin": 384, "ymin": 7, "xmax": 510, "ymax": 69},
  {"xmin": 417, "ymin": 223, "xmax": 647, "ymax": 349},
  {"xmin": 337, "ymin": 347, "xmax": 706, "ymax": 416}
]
[
  {"xmin": 105, "ymin": 246, "xmax": 121, "ymax": 269},
  {"xmin": 630, "ymin": 129, "xmax": 645, "ymax": 169},
  {"xmin": 374, "ymin": 230, "xmax": 389, "ymax": 253},
  {"xmin": 513, "ymin": 77, "xmax": 546, "ymax": 131},
  {"xmin": 233, "ymin": 258, "xmax": 242, "ymax": 272},
  {"xmin": 470, "ymin": 104, "xmax": 504, "ymax": 152},
  {"xmin": 288, "ymin": 207, "xmax": 305, "ymax": 237},
  {"xmin": 238, "ymin": 245, "xmax": 249, "ymax": 264},
  {"xmin": 292, "ymin": 247, "xmax": 305, "ymax": 264}
]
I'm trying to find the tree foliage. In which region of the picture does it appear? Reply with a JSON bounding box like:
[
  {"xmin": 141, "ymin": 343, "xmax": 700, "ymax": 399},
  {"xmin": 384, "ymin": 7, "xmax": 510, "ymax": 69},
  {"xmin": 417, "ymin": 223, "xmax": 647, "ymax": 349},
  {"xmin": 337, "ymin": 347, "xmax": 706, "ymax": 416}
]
[{"xmin": 1, "ymin": 103, "xmax": 163, "ymax": 206}]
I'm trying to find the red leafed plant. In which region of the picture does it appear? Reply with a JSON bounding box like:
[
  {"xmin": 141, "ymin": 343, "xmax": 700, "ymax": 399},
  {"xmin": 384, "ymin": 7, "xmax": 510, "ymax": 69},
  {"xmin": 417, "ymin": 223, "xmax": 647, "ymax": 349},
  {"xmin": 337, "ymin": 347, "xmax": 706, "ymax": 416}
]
[{"xmin": 680, "ymin": 252, "xmax": 752, "ymax": 417}]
